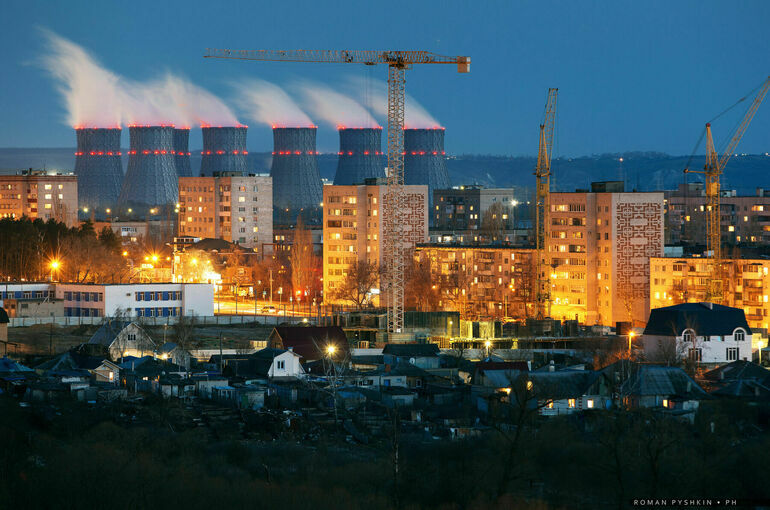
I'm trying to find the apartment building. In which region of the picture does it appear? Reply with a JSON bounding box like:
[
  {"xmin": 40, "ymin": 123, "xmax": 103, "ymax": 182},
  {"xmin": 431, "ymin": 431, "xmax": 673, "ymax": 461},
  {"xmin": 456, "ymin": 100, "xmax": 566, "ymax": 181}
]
[
  {"xmin": 323, "ymin": 179, "xmax": 428, "ymax": 305},
  {"xmin": 650, "ymin": 256, "xmax": 770, "ymax": 332},
  {"xmin": 415, "ymin": 244, "xmax": 535, "ymax": 320},
  {"xmin": 548, "ymin": 184, "xmax": 664, "ymax": 326},
  {"xmin": 177, "ymin": 172, "xmax": 272, "ymax": 253},
  {"xmin": 0, "ymin": 170, "xmax": 78, "ymax": 227},
  {"xmin": 665, "ymin": 183, "xmax": 770, "ymax": 245}
]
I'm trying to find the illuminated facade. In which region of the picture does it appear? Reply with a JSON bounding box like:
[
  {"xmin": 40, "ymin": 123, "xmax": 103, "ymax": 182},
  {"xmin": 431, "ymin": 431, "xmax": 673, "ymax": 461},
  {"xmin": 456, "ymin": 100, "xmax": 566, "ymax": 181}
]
[
  {"xmin": 664, "ymin": 183, "xmax": 770, "ymax": 245},
  {"xmin": 323, "ymin": 180, "xmax": 428, "ymax": 305},
  {"xmin": 548, "ymin": 190, "xmax": 664, "ymax": 326},
  {"xmin": 415, "ymin": 245, "xmax": 536, "ymax": 319},
  {"xmin": 650, "ymin": 256, "xmax": 770, "ymax": 332},
  {"xmin": 0, "ymin": 170, "xmax": 78, "ymax": 227},
  {"xmin": 178, "ymin": 173, "xmax": 272, "ymax": 253}
]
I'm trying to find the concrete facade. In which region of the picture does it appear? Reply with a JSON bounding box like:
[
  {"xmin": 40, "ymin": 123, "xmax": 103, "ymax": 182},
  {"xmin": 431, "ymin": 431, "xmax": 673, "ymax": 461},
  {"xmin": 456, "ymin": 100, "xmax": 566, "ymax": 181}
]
[
  {"xmin": 323, "ymin": 181, "xmax": 428, "ymax": 305},
  {"xmin": 178, "ymin": 174, "xmax": 273, "ymax": 253},
  {"xmin": 0, "ymin": 171, "xmax": 78, "ymax": 227}
]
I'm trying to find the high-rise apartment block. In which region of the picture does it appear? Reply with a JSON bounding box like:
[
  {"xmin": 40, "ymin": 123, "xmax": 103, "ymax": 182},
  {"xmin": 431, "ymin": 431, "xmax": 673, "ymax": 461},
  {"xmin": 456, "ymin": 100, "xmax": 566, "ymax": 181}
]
[
  {"xmin": 177, "ymin": 172, "xmax": 272, "ymax": 253},
  {"xmin": 323, "ymin": 179, "xmax": 428, "ymax": 305},
  {"xmin": 547, "ymin": 185, "xmax": 664, "ymax": 325},
  {"xmin": 664, "ymin": 183, "xmax": 770, "ymax": 245},
  {"xmin": 415, "ymin": 245, "xmax": 535, "ymax": 319},
  {"xmin": 0, "ymin": 170, "xmax": 78, "ymax": 227},
  {"xmin": 650, "ymin": 256, "xmax": 770, "ymax": 332}
]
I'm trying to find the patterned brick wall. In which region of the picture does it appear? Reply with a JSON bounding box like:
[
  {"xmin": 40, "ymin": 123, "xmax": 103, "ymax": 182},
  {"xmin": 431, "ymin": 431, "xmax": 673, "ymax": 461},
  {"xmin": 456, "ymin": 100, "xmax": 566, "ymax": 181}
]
[{"xmin": 615, "ymin": 202, "xmax": 663, "ymax": 300}]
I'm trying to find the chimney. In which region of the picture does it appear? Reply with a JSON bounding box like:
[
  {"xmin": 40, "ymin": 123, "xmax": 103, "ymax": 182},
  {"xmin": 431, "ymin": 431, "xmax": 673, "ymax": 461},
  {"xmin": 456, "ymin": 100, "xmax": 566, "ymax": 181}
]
[
  {"xmin": 288, "ymin": 346, "xmax": 293, "ymax": 352},
  {"xmin": 548, "ymin": 360, "xmax": 555, "ymax": 372}
]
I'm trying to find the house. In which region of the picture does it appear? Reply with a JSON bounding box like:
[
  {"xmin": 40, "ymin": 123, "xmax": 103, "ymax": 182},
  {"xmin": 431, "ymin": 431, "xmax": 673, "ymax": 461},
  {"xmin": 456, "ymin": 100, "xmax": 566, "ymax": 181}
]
[
  {"xmin": 381, "ymin": 386, "xmax": 416, "ymax": 408},
  {"xmin": 221, "ymin": 348, "xmax": 305, "ymax": 381},
  {"xmin": 119, "ymin": 356, "xmax": 186, "ymax": 393},
  {"xmin": 702, "ymin": 360, "xmax": 770, "ymax": 402},
  {"xmin": 88, "ymin": 320, "xmax": 156, "ymax": 361},
  {"xmin": 382, "ymin": 343, "xmax": 440, "ymax": 369},
  {"xmin": 159, "ymin": 376, "xmax": 195, "ymax": 398},
  {"xmin": 642, "ymin": 303, "xmax": 752, "ymax": 364},
  {"xmin": 157, "ymin": 342, "xmax": 192, "ymax": 369},
  {"xmin": 195, "ymin": 375, "xmax": 230, "ymax": 399},
  {"xmin": 471, "ymin": 361, "xmax": 529, "ymax": 388},
  {"xmin": 268, "ymin": 326, "xmax": 349, "ymax": 362},
  {"xmin": 620, "ymin": 365, "xmax": 709, "ymax": 416},
  {"xmin": 35, "ymin": 350, "xmax": 120, "ymax": 385},
  {"xmin": 525, "ymin": 370, "xmax": 612, "ymax": 416}
]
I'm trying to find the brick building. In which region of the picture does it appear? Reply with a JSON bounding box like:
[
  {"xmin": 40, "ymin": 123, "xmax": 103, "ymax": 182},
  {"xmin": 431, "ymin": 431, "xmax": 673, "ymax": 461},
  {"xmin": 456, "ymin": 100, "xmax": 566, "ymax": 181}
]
[
  {"xmin": 177, "ymin": 173, "xmax": 272, "ymax": 254},
  {"xmin": 0, "ymin": 170, "xmax": 78, "ymax": 227}
]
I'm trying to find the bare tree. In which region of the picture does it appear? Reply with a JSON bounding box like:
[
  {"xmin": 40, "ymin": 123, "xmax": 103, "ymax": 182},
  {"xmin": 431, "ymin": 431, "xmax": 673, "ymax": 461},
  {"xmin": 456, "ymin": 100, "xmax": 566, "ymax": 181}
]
[
  {"xmin": 329, "ymin": 260, "xmax": 379, "ymax": 308},
  {"xmin": 404, "ymin": 256, "xmax": 439, "ymax": 311},
  {"xmin": 290, "ymin": 216, "xmax": 318, "ymax": 300}
]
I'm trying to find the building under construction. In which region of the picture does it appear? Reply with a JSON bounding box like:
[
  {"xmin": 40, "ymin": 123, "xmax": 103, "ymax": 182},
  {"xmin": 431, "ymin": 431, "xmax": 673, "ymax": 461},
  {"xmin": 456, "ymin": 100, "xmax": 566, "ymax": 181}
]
[
  {"xmin": 74, "ymin": 127, "xmax": 124, "ymax": 211},
  {"xmin": 119, "ymin": 125, "xmax": 178, "ymax": 207},
  {"xmin": 333, "ymin": 127, "xmax": 385, "ymax": 185},
  {"xmin": 270, "ymin": 127, "xmax": 323, "ymax": 224}
]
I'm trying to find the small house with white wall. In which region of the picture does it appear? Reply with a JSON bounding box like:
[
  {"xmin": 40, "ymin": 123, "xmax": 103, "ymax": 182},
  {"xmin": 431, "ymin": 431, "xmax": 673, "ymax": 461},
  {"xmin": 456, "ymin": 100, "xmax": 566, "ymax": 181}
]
[
  {"xmin": 642, "ymin": 302, "xmax": 752, "ymax": 365},
  {"xmin": 88, "ymin": 320, "xmax": 156, "ymax": 361}
]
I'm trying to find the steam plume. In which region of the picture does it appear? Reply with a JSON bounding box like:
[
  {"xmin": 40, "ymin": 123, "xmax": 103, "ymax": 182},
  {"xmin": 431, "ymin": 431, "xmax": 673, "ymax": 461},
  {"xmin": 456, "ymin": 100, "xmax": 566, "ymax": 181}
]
[
  {"xmin": 296, "ymin": 82, "xmax": 378, "ymax": 129},
  {"xmin": 234, "ymin": 79, "xmax": 314, "ymax": 128},
  {"xmin": 348, "ymin": 76, "xmax": 441, "ymax": 129}
]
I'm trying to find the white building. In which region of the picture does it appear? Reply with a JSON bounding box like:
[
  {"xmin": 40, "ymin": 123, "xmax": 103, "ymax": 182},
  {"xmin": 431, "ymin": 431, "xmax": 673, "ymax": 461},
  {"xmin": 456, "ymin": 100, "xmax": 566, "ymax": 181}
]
[
  {"xmin": 642, "ymin": 302, "xmax": 752, "ymax": 364},
  {"xmin": 51, "ymin": 283, "xmax": 214, "ymax": 318}
]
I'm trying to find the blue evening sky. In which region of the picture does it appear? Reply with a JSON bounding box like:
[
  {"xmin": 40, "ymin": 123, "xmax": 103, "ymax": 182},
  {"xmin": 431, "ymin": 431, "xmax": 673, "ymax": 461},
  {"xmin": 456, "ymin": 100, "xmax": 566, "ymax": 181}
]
[{"xmin": 0, "ymin": 0, "xmax": 768, "ymax": 156}]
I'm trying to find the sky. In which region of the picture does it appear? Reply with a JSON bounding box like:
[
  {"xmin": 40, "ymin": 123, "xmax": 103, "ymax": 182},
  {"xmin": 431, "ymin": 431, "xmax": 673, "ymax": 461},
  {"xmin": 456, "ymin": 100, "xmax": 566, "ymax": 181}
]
[{"xmin": 0, "ymin": 0, "xmax": 768, "ymax": 156}]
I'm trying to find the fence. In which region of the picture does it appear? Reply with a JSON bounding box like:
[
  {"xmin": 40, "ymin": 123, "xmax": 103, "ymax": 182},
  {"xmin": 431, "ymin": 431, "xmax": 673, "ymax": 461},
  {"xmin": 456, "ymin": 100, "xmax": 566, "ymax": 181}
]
[{"xmin": 8, "ymin": 313, "xmax": 320, "ymax": 328}]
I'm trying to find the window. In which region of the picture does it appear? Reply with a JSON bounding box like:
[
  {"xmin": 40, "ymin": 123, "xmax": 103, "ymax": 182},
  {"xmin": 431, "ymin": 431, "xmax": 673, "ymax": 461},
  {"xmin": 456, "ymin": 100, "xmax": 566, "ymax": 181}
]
[
  {"xmin": 734, "ymin": 329, "xmax": 745, "ymax": 341},
  {"xmin": 568, "ymin": 398, "xmax": 576, "ymax": 408},
  {"xmin": 662, "ymin": 398, "xmax": 669, "ymax": 408},
  {"xmin": 682, "ymin": 330, "xmax": 694, "ymax": 343},
  {"xmin": 276, "ymin": 360, "xmax": 285, "ymax": 370},
  {"xmin": 586, "ymin": 399, "xmax": 594, "ymax": 409},
  {"xmin": 688, "ymin": 348, "xmax": 702, "ymax": 362}
]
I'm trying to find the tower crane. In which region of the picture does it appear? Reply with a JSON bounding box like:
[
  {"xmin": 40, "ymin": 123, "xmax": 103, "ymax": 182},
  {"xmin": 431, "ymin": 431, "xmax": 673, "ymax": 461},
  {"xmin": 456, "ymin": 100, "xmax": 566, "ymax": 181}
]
[
  {"xmin": 204, "ymin": 49, "xmax": 470, "ymax": 334},
  {"xmin": 534, "ymin": 88, "xmax": 558, "ymax": 319},
  {"xmin": 685, "ymin": 76, "xmax": 770, "ymax": 303}
]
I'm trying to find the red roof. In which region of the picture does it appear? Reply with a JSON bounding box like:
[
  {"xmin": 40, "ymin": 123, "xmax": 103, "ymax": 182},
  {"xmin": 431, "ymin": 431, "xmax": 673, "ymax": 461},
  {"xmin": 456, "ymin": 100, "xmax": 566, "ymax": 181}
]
[{"xmin": 268, "ymin": 326, "xmax": 349, "ymax": 362}]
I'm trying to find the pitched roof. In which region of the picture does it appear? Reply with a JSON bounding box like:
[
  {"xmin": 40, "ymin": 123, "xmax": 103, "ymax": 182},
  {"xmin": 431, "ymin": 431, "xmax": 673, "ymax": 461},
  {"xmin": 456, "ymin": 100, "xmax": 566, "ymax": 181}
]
[
  {"xmin": 621, "ymin": 365, "xmax": 708, "ymax": 399},
  {"xmin": 88, "ymin": 320, "xmax": 134, "ymax": 347},
  {"xmin": 0, "ymin": 357, "xmax": 33, "ymax": 372},
  {"xmin": 711, "ymin": 379, "xmax": 770, "ymax": 400},
  {"xmin": 527, "ymin": 371, "xmax": 603, "ymax": 399},
  {"xmin": 35, "ymin": 351, "xmax": 112, "ymax": 372},
  {"xmin": 643, "ymin": 302, "xmax": 751, "ymax": 337},
  {"xmin": 382, "ymin": 343, "xmax": 440, "ymax": 357},
  {"xmin": 269, "ymin": 326, "xmax": 348, "ymax": 361},
  {"xmin": 703, "ymin": 360, "xmax": 770, "ymax": 382}
]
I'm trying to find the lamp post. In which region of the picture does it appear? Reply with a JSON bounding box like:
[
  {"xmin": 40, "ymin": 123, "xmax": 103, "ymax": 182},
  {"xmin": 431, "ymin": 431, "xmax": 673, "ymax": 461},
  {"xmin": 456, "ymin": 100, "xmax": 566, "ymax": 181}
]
[
  {"xmin": 484, "ymin": 340, "xmax": 492, "ymax": 360},
  {"xmin": 49, "ymin": 259, "xmax": 60, "ymax": 282},
  {"xmin": 326, "ymin": 344, "xmax": 338, "ymax": 425}
]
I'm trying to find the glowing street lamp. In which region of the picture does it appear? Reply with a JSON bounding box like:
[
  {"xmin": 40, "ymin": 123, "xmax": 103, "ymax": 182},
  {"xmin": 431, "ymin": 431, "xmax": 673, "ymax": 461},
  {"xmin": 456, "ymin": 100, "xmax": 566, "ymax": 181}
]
[
  {"xmin": 484, "ymin": 340, "xmax": 492, "ymax": 359},
  {"xmin": 49, "ymin": 259, "xmax": 61, "ymax": 282},
  {"xmin": 326, "ymin": 345, "xmax": 336, "ymax": 357}
]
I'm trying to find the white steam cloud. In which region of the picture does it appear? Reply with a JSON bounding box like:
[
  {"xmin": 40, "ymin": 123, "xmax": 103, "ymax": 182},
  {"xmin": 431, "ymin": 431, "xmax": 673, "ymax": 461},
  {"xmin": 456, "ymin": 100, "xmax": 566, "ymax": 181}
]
[
  {"xmin": 347, "ymin": 76, "xmax": 441, "ymax": 129},
  {"xmin": 39, "ymin": 29, "xmax": 240, "ymax": 128},
  {"xmin": 39, "ymin": 28, "xmax": 123, "ymax": 128},
  {"xmin": 234, "ymin": 79, "xmax": 314, "ymax": 128},
  {"xmin": 296, "ymin": 81, "xmax": 379, "ymax": 129}
]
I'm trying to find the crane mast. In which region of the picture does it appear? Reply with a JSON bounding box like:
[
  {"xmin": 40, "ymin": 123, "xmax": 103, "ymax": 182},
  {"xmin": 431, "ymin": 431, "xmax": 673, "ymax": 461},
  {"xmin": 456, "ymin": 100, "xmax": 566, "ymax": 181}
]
[
  {"xmin": 685, "ymin": 76, "xmax": 770, "ymax": 303},
  {"xmin": 204, "ymin": 49, "xmax": 470, "ymax": 334},
  {"xmin": 535, "ymin": 88, "xmax": 558, "ymax": 319}
]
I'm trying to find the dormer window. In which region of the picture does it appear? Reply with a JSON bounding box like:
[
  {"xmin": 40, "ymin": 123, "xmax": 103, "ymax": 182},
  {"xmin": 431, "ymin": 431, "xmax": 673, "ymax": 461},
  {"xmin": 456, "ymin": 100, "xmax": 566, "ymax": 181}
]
[
  {"xmin": 682, "ymin": 330, "xmax": 694, "ymax": 343},
  {"xmin": 734, "ymin": 329, "xmax": 746, "ymax": 342}
]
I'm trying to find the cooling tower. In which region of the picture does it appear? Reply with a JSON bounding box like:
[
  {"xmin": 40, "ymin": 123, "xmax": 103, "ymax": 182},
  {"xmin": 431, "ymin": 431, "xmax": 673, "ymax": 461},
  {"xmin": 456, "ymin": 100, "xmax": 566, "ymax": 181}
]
[
  {"xmin": 173, "ymin": 128, "xmax": 192, "ymax": 178},
  {"xmin": 74, "ymin": 128, "xmax": 124, "ymax": 211},
  {"xmin": 200, "ymin": 126, "xmax": 248, "ymax": 176},
  {"xmin": 404, "ymin": 128, "xmax": 450, "ymax": 209},
  {"xmin": 119, "ymin": 126, "xmax": 178, "ymax": 206},
  {"xmin": 270, "ymin": 127, "xmax": 323, "ymax": 222},
  {"xmin": 333, "ymin": 127, "xmax": 385, "ymax": 185}
]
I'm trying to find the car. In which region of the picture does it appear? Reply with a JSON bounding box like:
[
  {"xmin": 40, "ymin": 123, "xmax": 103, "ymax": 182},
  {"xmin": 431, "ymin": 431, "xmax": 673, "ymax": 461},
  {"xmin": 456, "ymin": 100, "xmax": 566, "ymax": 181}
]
[{"xmin": 261, "ymin": 305, "xmax": 277, "ymax": 313}]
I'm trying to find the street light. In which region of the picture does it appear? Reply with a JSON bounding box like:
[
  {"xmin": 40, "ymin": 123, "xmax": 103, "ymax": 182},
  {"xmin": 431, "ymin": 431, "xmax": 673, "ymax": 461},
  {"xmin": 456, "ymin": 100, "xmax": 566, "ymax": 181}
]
[
  {"xmin": 628, "ymin": 331, "xmax": 636, "ymax": 353},
  {"xmin": 484, "ymin": 340, "xmax": 492, "ymax": 359},
  {"xmin": 49, "ymin": 259, "xmax": 61, "ymax": 282}
]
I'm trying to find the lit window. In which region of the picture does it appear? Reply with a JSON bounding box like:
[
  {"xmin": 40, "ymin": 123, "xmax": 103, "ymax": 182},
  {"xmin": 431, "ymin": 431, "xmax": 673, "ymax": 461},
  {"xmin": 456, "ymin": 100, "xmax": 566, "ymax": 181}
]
[
  {"xmin": 44, "ymin": 194, "xmax": 52, "ymax": 200},
  {"xmin": 44, "ymin": 204, "xmax": 52, "ymax": 209},
  {"xmin": 44, "ymin": 184, "xmax": 52, "ymax": 190},
  {"xmin": 239, "ymin": 196, "xmax": 246, "ymax": 202},
  {"xmin": 662, "ymin": 399, "xmax": 668, "ymax": 408},
  {"xmin": 568, "ymin": 398, "xmax": 576, "ymax": 408},
  {"xmin": 586, "ymin": 399, "xmax": 594, "ymax": 409}
]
